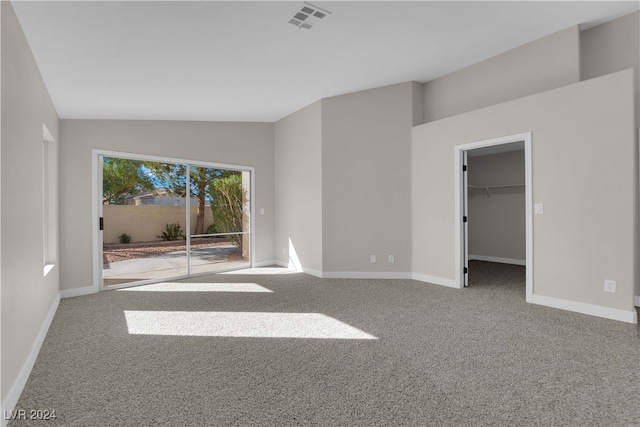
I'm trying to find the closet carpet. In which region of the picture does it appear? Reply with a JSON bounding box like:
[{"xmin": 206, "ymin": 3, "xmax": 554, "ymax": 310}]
[{"xmin": 10, "ymin": 262, "xmax": 640, "ymax": 426}]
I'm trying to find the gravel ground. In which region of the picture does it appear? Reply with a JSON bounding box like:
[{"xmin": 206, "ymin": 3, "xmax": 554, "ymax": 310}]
[{"xmin": 103, "ymin": 239, "xmax": 238, "ymax": 264}]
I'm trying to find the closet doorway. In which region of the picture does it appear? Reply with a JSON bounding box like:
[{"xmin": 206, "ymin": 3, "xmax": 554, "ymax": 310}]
[{"xmin": 455, "ymin": 133, "xmax": 533, "ymax": 302}]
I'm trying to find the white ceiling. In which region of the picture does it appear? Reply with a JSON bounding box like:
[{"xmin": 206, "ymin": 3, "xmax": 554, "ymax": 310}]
[{"xmin": 11, "ymin": 1, "xmax": 639, "ymax": 123}]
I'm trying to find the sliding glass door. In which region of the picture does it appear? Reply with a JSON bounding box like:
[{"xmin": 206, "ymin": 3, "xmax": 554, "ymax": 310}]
[{"xmin": 99, "ymin": 152, "xmax": 252, "ymax": 290}]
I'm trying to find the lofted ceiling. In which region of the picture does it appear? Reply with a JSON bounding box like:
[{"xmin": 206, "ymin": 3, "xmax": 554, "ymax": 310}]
[{"xmin": 11, "ymin": 1, "xmax": 639, "ymax": 122}]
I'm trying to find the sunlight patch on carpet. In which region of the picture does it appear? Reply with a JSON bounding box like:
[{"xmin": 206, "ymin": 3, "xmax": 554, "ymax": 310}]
[
  {"xmin": 117, "ymin": 282, "xmax": 273, "ymax": 293},
  {"xmin": 124, "ymin": 311, "xmax": 378, "ymax": 339}
]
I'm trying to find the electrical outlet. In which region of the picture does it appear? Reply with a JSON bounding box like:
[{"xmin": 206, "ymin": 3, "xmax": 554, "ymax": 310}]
[
  {"xmin": 260, "ymin": 208, "xmax": 265, "ymax": 215},
  {"xmin": 604, "ymin": 280, "xmax": 616, "ymax": 293},
  {"xmin": 282, "ymin": 247, "xmax": 286, "ymax": 254},
  {"xmin": 370, "ymin": 255, "xmax": 376, "ymax": 263},
  {"xmin": 388, "ymin": 255, "xmax": 395, "ymax": 263}
]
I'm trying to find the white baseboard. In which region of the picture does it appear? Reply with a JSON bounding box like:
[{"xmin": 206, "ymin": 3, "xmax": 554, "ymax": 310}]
[
  {"xmin": 1, "ymin": 293, "xmax": 61, "ymax": 427},
  {"xmin": 270, "ymin": 260, "xmax": 323, "ymax": 277},
  {"xmin": 634, "ymin": 295, "xmax": 640, "ymax": 307},
  {"xmin": 60, "ymin": 285, "xmax": 97, "ymax": 299},
  {"xmin": 321, "ymin": 271, "xmax": 412, "ymax": 280},
  {"xmin": 253, "ymin": 260, "xmax": 279, "ymax": 268},
  {"xmin": 469, "ymin": 255, "xmax": 526, "ymax": 266},
  {"xmin": 531, "ymin": 294, "xmax": 637, "ymax": 324},
  {"xmin": 272, "ymin": 259, "xmax": 307, "ymax": 273},
  {"xmin": 270, "ymin": 262, "xmax": 412, "ymax": 279},
  {"xmin": 411, "ymin": 273, "xmax": 459, "ymax": 288},
  {"xmin": 302, "ymin": 267, "xmax": 324, "ymax": 278}
]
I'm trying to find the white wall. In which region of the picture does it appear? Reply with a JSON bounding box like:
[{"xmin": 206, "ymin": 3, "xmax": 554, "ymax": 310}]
[
  {"xmin": 1, "ymin": 8, "xmax": 3, "ymax": 389},
  {"xmin": 274, "ymin": 101, "xmax": 323, "ymax": 272},
  {"xmin": 581, "ymin": 11, "xmax": 639, "ymax": 127},
  {"xmin": 413, "ymin": 70, "xmax": 636, "ymax": 320},
  {"xmin": 468, "ymin": 150, "xmax": 525, "ymax": 262},
  {"xmin": 1, "ymin": 1, "xmax": 60, "ymax": 404},
  {"xmin": 423, "ymin": 26, "xmax": 580, "ymax": 124},
  {"xmin": 321, "ymin": 82, "xmax": 416, "ymax": 275},
  {"xmin": 273, "ymin": 82, "xmax": 420, "ymax": 277},
  {"xmin": 580, "ymin": 11, "xmax": 640, "ymax": 304},
  {"xmin": 59, "ymin": 119, "xmax": 274, "ymax": 291}
]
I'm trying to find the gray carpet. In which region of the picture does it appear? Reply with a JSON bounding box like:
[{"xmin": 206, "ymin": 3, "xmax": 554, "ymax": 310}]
[{"xmin": 9, "ymin": 262, "xmax": 640, "ymax": 426}]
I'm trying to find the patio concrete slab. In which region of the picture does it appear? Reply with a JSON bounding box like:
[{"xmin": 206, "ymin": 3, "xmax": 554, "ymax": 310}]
[{"xmin": 103, "ymin": 245, "xmax": 249, "ymax": 286}]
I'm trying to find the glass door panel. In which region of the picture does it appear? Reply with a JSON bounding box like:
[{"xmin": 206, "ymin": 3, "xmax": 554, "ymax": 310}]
[
  {"xmin": 102, "ymin": 158, "xmax": 188, "ymax": 287},
  {"xmin": 188, "ymin": 167, "xmax": 251, "ymax": 275}
]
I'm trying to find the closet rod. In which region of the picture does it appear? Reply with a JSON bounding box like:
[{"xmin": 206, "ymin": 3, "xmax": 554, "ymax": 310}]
[{"xmin": 468, "ymin": 184, "xmax": 524, "ymax": 189}]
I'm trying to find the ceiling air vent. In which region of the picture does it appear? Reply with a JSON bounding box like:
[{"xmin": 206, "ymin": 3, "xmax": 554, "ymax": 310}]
[{"xmin": 288, "ymin": 2, "xmax": 331, "ymax": 30}]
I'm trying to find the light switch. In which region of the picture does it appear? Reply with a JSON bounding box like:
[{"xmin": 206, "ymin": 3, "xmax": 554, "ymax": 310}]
[
  {"xmin": 534, "ymin": 203, "xmax": 544, "ymax": 214},
  {"xmin": 260, "ymin": 208, "xmax": 265, "ymax": 215}
]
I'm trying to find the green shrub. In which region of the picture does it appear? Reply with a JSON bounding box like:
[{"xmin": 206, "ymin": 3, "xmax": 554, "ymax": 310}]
[
  {"xmin": 118, "ymin": 233, "xmax": 131, "ymax": 244},
  {"xmin": 206, "ymin": 223, "xmax": 219, "ymax": 235},
  {"xmin": 158, "ymin": 223, "xmax": 185, "ymax": 241}
]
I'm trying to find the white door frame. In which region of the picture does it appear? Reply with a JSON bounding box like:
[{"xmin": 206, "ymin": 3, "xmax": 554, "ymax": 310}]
[
  {"xmin": 92, "ymin": 149, "xmax": 256, "ymax": 291},
  {"xmin": 462, "ymin": 150, "xmax": 469, "ymax": 288},
  {"xmin": 454, "ymin": 132, "xmax": 533, "ymax": 302}
]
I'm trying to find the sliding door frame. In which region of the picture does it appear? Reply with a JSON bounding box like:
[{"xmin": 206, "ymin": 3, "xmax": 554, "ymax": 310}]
[
  {"xmin": 92, "ymin": 149, "xmax": 255, "ymax": 291},
  {"xmin": 454, "ymin": 132, "xmax": 533, "ymax": 302}
]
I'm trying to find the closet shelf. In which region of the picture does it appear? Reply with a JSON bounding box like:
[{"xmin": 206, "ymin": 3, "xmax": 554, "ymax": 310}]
[{"xmin": 468, "ymin": 184, "xmax": 524, "ymax": 189}]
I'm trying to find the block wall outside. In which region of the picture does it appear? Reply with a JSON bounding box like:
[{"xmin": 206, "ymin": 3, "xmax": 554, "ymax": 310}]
[{"xmin": 103, "ymin": 205, "xmax": 213, "ymax": 244}]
